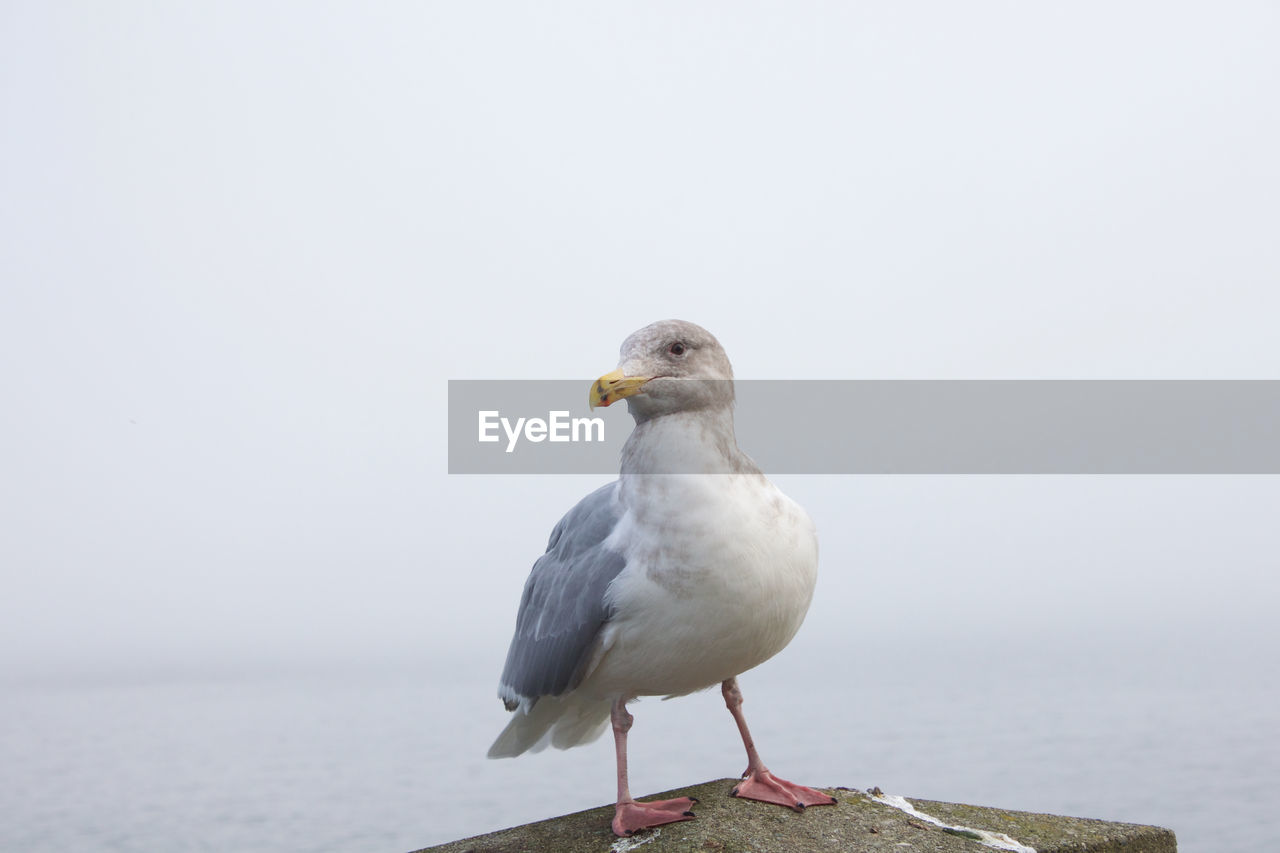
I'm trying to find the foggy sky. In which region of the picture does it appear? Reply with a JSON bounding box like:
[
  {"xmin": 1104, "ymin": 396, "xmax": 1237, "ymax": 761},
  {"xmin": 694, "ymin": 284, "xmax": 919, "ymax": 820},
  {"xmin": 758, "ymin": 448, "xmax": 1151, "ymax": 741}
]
[{"xmin": 2, "ymin": 2, "xmax": 1278, "ymax": 681}]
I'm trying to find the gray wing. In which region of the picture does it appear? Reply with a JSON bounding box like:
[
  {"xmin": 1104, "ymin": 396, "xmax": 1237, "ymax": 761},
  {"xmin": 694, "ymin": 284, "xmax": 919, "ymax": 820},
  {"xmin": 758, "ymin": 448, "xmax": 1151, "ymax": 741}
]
[{"xmin": 497, "ymin": 481, "xmax": 626, "ymax": 711}]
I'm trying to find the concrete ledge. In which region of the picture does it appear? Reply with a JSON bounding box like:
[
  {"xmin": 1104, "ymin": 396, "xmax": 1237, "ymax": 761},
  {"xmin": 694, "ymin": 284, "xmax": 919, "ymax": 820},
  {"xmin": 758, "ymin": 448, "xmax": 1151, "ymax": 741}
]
[{"xmin": 416, "ymin": 778, "xmax": 1176, "ymax": 853}]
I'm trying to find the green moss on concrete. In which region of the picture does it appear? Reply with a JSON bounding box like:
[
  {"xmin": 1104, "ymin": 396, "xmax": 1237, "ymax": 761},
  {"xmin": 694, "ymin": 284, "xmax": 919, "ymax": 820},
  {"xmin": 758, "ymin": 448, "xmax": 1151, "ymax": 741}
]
[{"xmin": 415, "ymin": 779, "xmax": 1176, "ymax": 853}]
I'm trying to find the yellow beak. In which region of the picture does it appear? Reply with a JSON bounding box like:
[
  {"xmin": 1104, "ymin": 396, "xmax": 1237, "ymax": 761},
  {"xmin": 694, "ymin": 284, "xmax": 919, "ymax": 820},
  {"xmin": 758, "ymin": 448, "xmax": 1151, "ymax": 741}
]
[{"xmin": 589, "ymin": 368, "xmax": 652, "ymax": 409}]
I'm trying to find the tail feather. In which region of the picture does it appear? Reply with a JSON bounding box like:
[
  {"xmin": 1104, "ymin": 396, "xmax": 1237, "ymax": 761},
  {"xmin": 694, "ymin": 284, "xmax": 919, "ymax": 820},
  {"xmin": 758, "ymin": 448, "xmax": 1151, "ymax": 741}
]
[{"xmin": 487, "ymin": 694, "xmax": 611, "ymax": 758}]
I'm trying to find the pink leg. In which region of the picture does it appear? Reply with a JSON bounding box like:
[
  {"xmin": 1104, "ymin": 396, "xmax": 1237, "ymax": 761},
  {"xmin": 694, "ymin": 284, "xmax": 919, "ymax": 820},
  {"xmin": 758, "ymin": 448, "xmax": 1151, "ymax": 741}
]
[
  {"xmin": 722, "ymin": 678, "xmax": 837, "ymax": 811},
  {"xmin": 610, "ymin": 698, "xmax": 698, "ymax": 836}
]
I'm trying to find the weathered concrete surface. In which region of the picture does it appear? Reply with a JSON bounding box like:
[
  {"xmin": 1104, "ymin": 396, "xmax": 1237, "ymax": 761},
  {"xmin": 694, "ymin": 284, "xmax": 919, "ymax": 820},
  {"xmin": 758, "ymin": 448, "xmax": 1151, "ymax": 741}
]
[{"xmin": 415, "ymin": 779, "xmax": 1176, "ymax": 853}]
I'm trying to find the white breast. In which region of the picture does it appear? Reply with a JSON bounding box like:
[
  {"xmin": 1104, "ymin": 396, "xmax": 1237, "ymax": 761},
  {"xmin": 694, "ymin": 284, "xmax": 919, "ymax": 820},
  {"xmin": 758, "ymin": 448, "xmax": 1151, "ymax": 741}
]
[{"xmin": 581, "ymin": 472, "xmax": 819, "ymax": 700}]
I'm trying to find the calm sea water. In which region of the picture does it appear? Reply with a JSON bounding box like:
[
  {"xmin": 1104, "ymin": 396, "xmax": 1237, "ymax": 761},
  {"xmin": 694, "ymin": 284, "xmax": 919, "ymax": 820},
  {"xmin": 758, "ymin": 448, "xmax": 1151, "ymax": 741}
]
[{"xmin": 2, "ymin": 636, "xmax": 1276, "ymax": 853}]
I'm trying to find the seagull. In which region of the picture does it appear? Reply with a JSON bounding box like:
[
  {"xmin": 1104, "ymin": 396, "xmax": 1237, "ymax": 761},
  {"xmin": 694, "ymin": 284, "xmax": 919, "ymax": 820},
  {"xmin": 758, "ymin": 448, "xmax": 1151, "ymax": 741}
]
[{"xmin": 487, "ymin": 319, "xmax": 835, "ymax": 837}]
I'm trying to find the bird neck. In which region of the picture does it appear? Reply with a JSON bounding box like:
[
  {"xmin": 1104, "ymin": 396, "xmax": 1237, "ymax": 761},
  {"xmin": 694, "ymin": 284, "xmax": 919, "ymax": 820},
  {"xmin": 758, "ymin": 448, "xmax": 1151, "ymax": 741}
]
[{"xmin": 620, "ymin": 407, "xmax": 754, "ymax": 476}]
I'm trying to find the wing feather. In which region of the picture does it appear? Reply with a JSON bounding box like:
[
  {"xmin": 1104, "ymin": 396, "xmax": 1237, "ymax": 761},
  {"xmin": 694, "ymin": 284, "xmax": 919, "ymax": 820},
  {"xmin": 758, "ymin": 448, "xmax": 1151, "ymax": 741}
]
[{"xmin": 497, "ymin": 481, "xmax": 625, "ymax": 710}]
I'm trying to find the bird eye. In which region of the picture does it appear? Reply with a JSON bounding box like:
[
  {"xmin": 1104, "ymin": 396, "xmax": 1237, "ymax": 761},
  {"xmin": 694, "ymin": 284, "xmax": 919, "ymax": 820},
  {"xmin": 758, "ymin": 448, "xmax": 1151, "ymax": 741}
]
[{"xmin": 668, "ymin": 342, "xmax": 686, "ymax": 356}]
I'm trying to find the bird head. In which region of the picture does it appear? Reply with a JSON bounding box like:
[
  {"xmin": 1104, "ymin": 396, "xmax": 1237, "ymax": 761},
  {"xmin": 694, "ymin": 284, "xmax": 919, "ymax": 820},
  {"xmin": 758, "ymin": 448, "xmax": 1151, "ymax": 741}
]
[{"xmin": 589, "ymin": 319, "xmax": 735, "ymax": 422}]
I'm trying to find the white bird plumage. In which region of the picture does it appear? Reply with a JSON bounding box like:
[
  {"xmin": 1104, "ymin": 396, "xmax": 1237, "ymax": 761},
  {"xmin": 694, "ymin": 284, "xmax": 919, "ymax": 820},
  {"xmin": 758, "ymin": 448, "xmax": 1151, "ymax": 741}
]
[{"xmin": 488, "ymin": 319, "xmax": 835, "ymax": 836}]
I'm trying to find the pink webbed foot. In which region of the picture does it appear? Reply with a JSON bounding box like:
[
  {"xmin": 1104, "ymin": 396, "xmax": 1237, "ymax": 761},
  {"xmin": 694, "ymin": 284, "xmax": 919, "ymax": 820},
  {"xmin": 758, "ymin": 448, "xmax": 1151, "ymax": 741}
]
[
  {"xmin": 612, "ymin": 797, "xmax": 698, "ymax": 836},
  {"xmin": 731, "ymin": 768, "xmax": 837, "ymax": 812}
]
